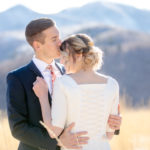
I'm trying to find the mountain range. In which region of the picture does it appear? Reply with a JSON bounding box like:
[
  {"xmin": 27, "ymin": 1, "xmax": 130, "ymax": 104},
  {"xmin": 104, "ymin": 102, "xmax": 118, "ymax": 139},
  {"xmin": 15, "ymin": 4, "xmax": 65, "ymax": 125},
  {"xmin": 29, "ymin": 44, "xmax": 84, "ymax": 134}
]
[
  {"xmin": 0, "ymin": 2, "xmax": 150, "ymax": 110},
  {"xmin": 0, "ymin": 2, "xmax": 150, "ymax": 32}
]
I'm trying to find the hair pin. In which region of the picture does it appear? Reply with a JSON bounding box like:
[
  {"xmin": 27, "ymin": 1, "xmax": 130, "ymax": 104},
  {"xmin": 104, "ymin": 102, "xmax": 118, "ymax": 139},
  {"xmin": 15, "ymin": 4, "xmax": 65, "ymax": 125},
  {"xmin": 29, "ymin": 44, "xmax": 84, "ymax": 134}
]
[{"xmin": 88, "ymin": 42, "xmax": 94, "ymax": 46}]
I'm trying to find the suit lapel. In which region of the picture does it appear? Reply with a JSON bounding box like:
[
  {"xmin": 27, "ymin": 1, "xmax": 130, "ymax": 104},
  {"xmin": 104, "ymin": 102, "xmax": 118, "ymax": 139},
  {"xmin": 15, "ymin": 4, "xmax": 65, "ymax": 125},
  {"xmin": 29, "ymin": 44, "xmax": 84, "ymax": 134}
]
[
  {"xmin": 28, "ymin": 60, "xmax": 43, "ymax": 77},
  {"xmin": 28, "ymin": 60, "xmax": 65, "ymax": 76},
  {"xmin": 28, "ymin": 61, "xmax": 52, "ymax": 105},
  {"xmin": 55, "ymin": 62, "xmax": 66, "ymax": 75},
  {"xmin": 28, "ymin": 61, "xmax": 66, "ymax": 106}
]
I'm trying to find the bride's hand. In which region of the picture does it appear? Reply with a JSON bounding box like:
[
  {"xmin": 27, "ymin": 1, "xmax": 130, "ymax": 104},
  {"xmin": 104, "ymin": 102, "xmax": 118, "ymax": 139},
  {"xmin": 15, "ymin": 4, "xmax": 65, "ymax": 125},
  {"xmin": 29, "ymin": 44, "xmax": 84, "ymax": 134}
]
[{"xmin": 33, "ymin": 77, "xmax": 48, "ymax": 100}]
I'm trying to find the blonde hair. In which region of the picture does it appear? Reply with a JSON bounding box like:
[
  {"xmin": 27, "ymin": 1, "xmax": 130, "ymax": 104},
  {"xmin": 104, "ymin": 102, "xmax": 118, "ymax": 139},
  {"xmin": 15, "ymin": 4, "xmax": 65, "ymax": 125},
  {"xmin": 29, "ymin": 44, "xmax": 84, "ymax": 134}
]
[{"xmin": 60, "ymin": 33, "xmax": 103, "ymax": 70}]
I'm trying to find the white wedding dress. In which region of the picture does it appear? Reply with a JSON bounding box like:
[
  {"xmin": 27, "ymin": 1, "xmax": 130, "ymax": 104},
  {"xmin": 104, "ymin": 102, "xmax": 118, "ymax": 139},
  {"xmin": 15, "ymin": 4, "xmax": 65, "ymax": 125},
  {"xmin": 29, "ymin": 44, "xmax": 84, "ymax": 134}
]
[{"xmin": 51, "ymin": 74, "xmax": 119, "ymax": 150}]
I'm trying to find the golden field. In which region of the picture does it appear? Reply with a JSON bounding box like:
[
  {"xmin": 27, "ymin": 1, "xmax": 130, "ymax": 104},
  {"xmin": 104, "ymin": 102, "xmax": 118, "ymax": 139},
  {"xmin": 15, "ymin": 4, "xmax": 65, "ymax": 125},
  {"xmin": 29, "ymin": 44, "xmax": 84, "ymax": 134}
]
[
  {"xmin": 0, "ymin": 104, "xmax": 150, "ymax": 150},
  {"xmin": 110, "ymin": 106, "xmax": 150, "ymax": 150}
]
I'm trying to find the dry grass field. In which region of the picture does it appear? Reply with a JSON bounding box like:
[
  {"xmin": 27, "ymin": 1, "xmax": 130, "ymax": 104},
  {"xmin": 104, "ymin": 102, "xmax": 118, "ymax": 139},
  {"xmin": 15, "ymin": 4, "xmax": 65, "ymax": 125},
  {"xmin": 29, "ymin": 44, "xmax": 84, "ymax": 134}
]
[
  {"xmin": 0, "ymin": 116, "xmax": 18, "ymax": 150},
  {"xmin": 0, "ymin": 103, "xmax": 150, "ymax": 150},
  {"xmin": 110, "ymin": 106, "xmax": 150, "ymax": 150}
]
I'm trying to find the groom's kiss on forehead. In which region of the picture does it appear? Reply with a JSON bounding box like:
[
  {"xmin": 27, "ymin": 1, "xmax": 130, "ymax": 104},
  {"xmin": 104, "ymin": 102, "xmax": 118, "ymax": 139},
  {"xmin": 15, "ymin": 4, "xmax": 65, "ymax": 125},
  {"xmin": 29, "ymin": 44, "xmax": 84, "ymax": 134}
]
[
  {"xmin": 25, "ymin": 18, "xmax": 61, "ymax": 64},
  {"xmin": 6, "ymin": 17, "xmax": 122, "ymax": 150}
]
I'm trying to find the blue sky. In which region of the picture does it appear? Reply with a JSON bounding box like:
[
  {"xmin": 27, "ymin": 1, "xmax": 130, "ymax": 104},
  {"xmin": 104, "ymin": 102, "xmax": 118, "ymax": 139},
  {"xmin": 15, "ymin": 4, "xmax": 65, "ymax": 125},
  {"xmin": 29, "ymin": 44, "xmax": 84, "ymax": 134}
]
[{"xmin": 0, "ymin": 0, "xmax": 150, "ymax": 14}]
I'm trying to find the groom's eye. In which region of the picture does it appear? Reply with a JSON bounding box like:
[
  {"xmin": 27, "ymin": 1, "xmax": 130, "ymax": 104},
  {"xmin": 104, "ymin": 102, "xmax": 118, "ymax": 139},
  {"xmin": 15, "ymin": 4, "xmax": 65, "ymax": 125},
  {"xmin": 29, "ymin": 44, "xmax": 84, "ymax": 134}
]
[
  {"xmin": 52, "ymin": 38, "xmax": 56, "ymax": 42},
  {"xmin": 51, "ymin": 36, "xmax": 57, "ymax": 41}
]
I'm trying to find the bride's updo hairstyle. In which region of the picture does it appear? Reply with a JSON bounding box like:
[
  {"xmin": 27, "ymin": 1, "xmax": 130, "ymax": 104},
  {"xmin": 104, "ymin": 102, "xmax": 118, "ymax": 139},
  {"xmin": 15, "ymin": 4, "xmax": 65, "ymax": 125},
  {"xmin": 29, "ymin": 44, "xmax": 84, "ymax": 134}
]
[{"xmin": 60, "ymin": 33, "xmax": 103, "ymax": 71}]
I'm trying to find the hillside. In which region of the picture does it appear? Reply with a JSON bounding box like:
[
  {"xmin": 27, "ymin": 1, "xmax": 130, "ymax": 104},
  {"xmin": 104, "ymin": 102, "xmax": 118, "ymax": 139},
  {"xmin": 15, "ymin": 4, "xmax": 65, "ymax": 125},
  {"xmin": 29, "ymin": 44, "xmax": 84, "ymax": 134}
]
[
  {"xmin": 0, "ymin": 2, "xmax": 150, "ymax": 32},
  {"xmin": 0, "ymin": 25, "xmax": 150, "ymax": 110}
]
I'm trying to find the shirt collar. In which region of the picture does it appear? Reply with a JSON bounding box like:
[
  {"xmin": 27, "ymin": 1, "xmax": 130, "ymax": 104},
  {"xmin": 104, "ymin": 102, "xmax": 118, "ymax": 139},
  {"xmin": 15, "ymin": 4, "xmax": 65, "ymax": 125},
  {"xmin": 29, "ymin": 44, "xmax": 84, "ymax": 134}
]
[{"xmin": 32, "ymin": 55, "xmax": 56, "ymax": 73}]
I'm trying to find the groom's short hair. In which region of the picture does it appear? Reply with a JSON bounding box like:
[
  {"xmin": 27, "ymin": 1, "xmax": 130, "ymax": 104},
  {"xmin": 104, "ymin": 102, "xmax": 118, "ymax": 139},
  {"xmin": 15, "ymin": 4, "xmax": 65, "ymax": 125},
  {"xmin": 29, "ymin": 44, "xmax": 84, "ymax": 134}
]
[{"xmin": 25, "ymin": 18, "xmax": 55, "ymax": 46}]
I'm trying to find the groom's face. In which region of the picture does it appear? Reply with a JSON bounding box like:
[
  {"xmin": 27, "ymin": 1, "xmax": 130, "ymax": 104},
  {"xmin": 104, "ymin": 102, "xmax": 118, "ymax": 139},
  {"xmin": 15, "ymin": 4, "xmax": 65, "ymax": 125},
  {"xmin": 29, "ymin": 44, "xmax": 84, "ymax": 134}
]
[{"xmin": 38, "ymin": 26, "xmax": 61, "ymax": 60}]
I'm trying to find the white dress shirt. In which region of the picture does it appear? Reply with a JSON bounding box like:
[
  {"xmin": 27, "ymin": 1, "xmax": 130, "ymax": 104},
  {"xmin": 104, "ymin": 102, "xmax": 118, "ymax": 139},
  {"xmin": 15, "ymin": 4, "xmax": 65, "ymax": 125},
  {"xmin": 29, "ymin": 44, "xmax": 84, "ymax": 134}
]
[{"xmin": 32, "ymin": 56, "xmax": 62, "ymax": 94}]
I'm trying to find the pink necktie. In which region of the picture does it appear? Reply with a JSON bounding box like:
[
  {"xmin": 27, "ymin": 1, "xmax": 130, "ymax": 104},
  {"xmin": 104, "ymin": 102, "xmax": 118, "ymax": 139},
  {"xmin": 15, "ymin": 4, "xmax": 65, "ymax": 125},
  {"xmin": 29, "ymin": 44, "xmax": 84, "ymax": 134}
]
[{"xmin": 47, "ymin": 65, "xmax": 56, "ymax": 89}]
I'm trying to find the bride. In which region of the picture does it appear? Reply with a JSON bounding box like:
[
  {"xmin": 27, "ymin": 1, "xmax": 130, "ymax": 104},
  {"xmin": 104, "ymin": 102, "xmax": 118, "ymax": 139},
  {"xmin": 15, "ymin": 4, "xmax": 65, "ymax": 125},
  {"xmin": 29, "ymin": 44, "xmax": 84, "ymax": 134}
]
[{"xmin": 33, "ymin": 33, "xmax": 119, "ymax": 150}]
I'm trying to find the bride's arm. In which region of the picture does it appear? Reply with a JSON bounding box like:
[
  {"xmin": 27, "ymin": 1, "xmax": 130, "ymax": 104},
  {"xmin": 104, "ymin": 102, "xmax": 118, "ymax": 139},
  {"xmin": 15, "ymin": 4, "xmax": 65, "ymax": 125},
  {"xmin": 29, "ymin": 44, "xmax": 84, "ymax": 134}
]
[
  {"xmin": 39, "ymin": 96, "xmax": 63, "ymax": 138},
  {"xmin": 33, "ymin": 77, "xmax": 63, "ymax": 138}
]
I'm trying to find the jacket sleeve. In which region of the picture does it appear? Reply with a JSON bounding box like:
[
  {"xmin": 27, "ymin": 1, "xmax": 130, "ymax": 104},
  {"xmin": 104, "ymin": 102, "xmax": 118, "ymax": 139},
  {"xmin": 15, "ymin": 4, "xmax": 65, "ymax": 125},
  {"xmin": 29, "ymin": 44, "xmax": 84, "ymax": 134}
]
[{"xmin": 6, "ymin": 72, "xmax": 57, "ymax": 150}]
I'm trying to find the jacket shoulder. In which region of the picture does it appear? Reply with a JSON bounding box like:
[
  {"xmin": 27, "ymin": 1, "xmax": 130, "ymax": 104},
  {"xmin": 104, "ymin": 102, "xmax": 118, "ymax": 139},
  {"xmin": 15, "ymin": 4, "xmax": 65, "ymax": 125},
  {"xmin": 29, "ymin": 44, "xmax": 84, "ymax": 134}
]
[{"xmin": 7, "ymin": 62, "xmax": 31, "ymax": 79}]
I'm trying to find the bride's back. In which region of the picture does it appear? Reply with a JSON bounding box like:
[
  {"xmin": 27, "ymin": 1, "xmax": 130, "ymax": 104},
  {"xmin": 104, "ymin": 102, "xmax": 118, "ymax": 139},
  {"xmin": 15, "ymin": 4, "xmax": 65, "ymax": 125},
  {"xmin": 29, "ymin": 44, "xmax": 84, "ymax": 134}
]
[{"xmin": 52, "ymin": 74, "xmax": 119, "ymax": 150}]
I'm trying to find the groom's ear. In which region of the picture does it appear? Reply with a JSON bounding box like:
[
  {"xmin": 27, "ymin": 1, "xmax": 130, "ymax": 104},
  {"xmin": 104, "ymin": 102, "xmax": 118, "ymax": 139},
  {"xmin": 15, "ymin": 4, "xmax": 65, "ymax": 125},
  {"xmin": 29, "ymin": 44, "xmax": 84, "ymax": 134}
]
[{"xmin": 33, "ymin": 41, "xmax": 41, "ymax": 51}]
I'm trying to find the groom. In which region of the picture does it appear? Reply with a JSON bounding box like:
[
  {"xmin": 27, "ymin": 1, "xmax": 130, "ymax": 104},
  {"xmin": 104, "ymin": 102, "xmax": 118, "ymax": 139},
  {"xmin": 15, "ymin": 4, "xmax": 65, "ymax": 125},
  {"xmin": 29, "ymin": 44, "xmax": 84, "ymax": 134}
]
[{"xmin": 6, "ymin": 18, "xmax": 121, "ymax": 150}]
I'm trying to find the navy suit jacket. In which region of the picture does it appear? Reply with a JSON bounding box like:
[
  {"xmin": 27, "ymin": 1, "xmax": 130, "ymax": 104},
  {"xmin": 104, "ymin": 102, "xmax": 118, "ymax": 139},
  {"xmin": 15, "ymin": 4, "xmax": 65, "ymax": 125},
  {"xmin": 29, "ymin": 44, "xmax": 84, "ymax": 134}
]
[{"xmin": 6, "ymin": 61, "xmax": 65, "ymax": 150}]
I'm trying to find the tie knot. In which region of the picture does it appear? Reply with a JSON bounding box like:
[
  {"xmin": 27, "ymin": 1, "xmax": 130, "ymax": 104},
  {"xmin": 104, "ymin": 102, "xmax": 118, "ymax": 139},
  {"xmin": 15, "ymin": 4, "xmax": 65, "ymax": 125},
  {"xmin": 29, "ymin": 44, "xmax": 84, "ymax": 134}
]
[
  {"xmin": 47, "ymin": 64, "xmax": 56, "ymax": 79},
  {"xmin": 47, "ymin": 65, "xmax": 53, "ymax": 71}
]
